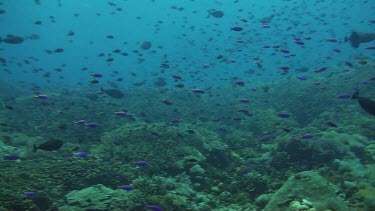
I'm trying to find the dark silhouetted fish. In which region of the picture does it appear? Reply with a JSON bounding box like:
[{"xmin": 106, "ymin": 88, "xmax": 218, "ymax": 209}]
[
  {"xmin": 352, "ymin": 90, "xmax": 375, "ymax": 116},
  {"xmin": 33, "ymin": 139, "xmax": 64, "ymax": 152},
  {"xmin": 0, "ymin": 34, "xmax": 24, "ymax": 44},
  {"xmin": 100, "ymin": 87, "xmax": 124, "ymax": 99},
  {"xmin": 346, "ymin": 31, "xmax": 375, "ymax": 48}
]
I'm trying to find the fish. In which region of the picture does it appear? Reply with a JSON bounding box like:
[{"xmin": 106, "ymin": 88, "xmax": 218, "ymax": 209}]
[
  {"xmin": 145, "ymin": 205, "xmax": 163, "ymax": 211},
  {"xmin": 74, "ymin": 152, "xmax": 88, "ymax": 158},
  {"xmin": 24, "ymin": 192, "xmax": 38, "ymax": 197},
  {"xmin": 300, "ymin": 134, "xmax": 314, "ymax": 139},
  {"xmin": 345, "ymin": 31, "xmax": 375, "ymax": 48},
  {"xmin": 192, "ymin": 88, "xmax": 205, "ymax": 94},
  {"xmin": 35, "ymin": 94, "xmax": 48, "ymax": 99},
  {"xmin": 33, "ymin": 139, "xmax": 64, "ymax": 152},
  {"xmin": 208, "ymin": 10, "xmax": 224, "ymax": 18},
  {"xmin": 337, "ymin": 94, "xmax": 351, "ymax": 99},
  {"xmin": 3, "ymin": 155, "xmax": 19, "ymax": 161},
  {"xmin": 100, "ymin": 87, "xmax": 124, "ymax": 99},
  {"xmin": 231, "ymin": 26, "xmax": 243, "ymax": 31},
  {"xmin": 352, "ymin": 90, "xmax": 375, "ymax": 116},
  {"xmin": 326, "ymin": 121, "xmax": 338, "ymax": 127},
  {"xmin": 0, "ymin": 34, "xmax": 24, "ymax": 44},
  {"xmin": 140, "ymin": 41, "xmax": 152, "ymax": 50},
  {"xmin": 277, "ymin": 113, "xmax": 290, "ymax": 118},
  {"xmin": 120, "ymin": 185, "xmax": 134, "ymax": 191},
  {"xmin": 134, "ymin": 161, "xmax": 149, "ymax": 166}
]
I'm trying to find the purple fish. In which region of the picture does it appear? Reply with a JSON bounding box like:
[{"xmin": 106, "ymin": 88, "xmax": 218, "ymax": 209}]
[
  {"xmin": 145, "ymin": 205, "xmax": 163, "ymax": 211},
  {"xmin": 294, "ymin": 41, "xmax": 304, "ymax": 45},
  {"xmin": 336, "ymin": 94, "xmax": 351, "ymax": 99},
  {"xmin": 3, "ymin": 155, "xmax": 19, "ymax": 161},
  {"xmin": 365, "ymin": 46, "xmax": 375, "ymax": 50},
  {"xmin": 191, "ymin": 88, "xmax": 205, "ymax": 94},
  {"xmin": 251, "ymin": 87, "xmax": 257, "ymax": 92},
  {"xmin": 370, "ymin": 76, "xmax": 375, "ymax": 81},
  {"xmin": 24, "ymin": 192, "xmax": 38, "ymax": 197},
  {"xmin": 134, "ymin": 161, "xmax": 149, "ymax": 166},
  {"xmin": 74, "ymin": 152, "xmax": 88, "ymax": 158},
  {"xmin": 277, "ymin": 113, "xmax": 290, "ymax": 118},
  {"xmin": 301, "ymin": 134, "xmax": 314, "ymax": 139},
  {"xmin": 35, "ymin": 94, "xmax": 48, "ymax": 99},
  {"xmin": 120, "ymin": 185, "xmax": 134, "ymax": 191}
]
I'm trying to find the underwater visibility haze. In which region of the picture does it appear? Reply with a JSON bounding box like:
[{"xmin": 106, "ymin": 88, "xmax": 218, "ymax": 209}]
[{"xmin": 1, "ymin": 0, "xmax": 375, "ymax": 210}]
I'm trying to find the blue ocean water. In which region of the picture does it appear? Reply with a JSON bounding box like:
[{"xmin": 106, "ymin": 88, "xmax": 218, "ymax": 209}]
[{"xmin": 0, "ymin": 1, "xmax": 375, "ymax": 211}]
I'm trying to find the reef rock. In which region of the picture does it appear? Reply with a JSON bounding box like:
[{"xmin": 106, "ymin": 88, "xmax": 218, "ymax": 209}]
[
  {"xmin": 59, "ymin": 184, "xmax": 115, "ymax": 211},
  {"xmin": 264, "ymin": 171, "xmax": 349, "ymax": 211}
]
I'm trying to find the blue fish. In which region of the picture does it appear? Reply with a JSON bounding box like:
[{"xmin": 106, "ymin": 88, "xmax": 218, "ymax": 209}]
[
  {"xmin": 277, "ymin": 113, "xmax": 290, "ymax": 118},
  {"xmin": 3, "ymin": 155, "xmax": 19, "ymax": 161},
  {"xmin": 134, "ymin": 161, "xmax": 149, "ymax": 166},
  {"xmin": 120, "ymin": 185, "xmax": 134, "ymax": 191},
  {"xmin": 145, "ymin": 205, "xmax": 163, "ymax": 211},
  {"xmin": 24, "ymin": 192, "xmax": 38, "ymax": 197},
  {"xmin": 301, "ymin": 134, "xmax": 314, "ymax": 139},
  {"xmin": 336, "ymin": 94, "xmax": 351, "ymax": 99},
  {"xmin": 74, "ymin": 152, "xmax": 88, "ymax": 158}
]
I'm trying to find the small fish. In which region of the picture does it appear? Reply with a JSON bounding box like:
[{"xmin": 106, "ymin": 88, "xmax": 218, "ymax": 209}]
[
  {"xmin": 326, "ymin": 121, "xmax": 338, "ymax": 127},
  {"xmin": 91, "ymin": 73, "xmax": 103, "ymax": 78},
  {"xmin": 365, "ymin": 46, "xmax": 375, "ymax": 50},
  {"xmin": 217, "ymin": 127, "xmax": 227, "ymax": 132},
  {"xmin": 192, "ymin": 88, "xmax": 205, "ymax": 94},
  {"xmin": 35, "ymin": 94, "xmax": 48, "ymax": 99},
  {"xmin": 314, "ymin": 67, "xmax": 327, "ymax": 73},
  {"xmin": 161, "ymin": 99, "xmax": 173, "ymax": 105},
  {"xmin": 238, "ymin": 99, "xmax": 250, "ymax": 103},
  {"xmin": 85, "ymin": 122, "xmax": 99, "ymax": 128},
  {"xmin": 231, "ymin": 26, "xmax": 243, "ymax": 31},
  {"xmin": 282, "ymin": 128, "xmax": 291, "ymax": 133},
  {"xmin": 301, "ymin": 134, "xmax": 314, "ymax": 139},
  {"xmin": 114, "ymin": 111, "xmax": 127, "ymax": 116},
  {"xmin": 3, "ymin": 155, "xmax": 19, "ymax": 161},
  {"xmin": 3, "ymin": 104, "xmax": 14, "ymax": 110},
  {"xmin": 133, "ymin": 161, "xmax": 149, "ymax": 166},
  {"xmin": 74, "ymin": 120, "xmax": 86, "ymax": 124},
  {"xmin": 145, "ymin": 205, "xmax": 163, "ymax": 211},
  {"xmin": 171, "ymin": 74, "xmax": 182, "ymax": 80},
  {"xmin": 296, "ymin": 75, "xmax": 307, "ymax": 80},
  {"xmin": 74, "ymin": 152, "xmax": 88, "ymax": 158},
  {"xmin": 120, "ymin": 185, "xmax": 134, "ymax": 191},
  {"xmin": 234, "ymin": 81, "xmax": 245, "ymax": 86},
  {"xmin": 24, "ymin": 192, "xmax": 38, "ymax": 197},
  {"xmin": 111, "ymin": 140, "xmax": 121, "ymax": 146},
  {"xmin": 336, "ymin": 94, "xmax": 351, "ymax": 99},
  {"xmin": 90, "ymin": 79, "xmax": 99, "ymax": 84},
  {"xmin": 237, "ymin": 109, "xmax": 253, "ymax": 116},
  {"xmin": 277, "ymin": 113, "xmax": 290, "ymax": 118},
  {"xmin": 325, "ymin": 38, "xmax": 338, "ymax": 42}
]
